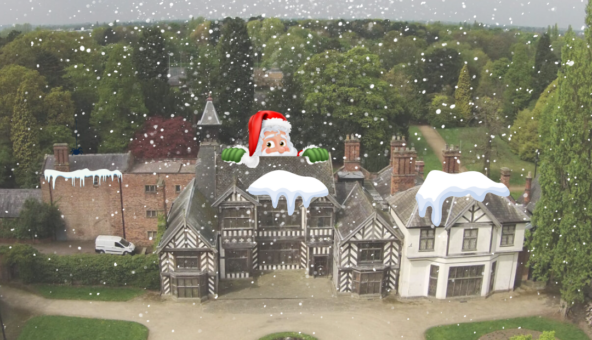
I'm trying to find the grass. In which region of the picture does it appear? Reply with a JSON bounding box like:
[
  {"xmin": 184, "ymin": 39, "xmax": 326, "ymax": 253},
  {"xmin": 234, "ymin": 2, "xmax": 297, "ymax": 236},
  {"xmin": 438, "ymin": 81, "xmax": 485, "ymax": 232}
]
[
  {"xmin": 33, "ymin": 284, "xmax": 145, "ymax": 301},
  {"xmin": 17, "ymin": 316, "xmax": 148, "ymax": 340},
  {"xmin": 259, "ymin": 332, "xmax": 318, "ymax": 340},
  {"xmin": 424, "ymin": 316, "xmax": 589, "ymax": 340},
  {"xmin": 437, "ymin": 127, "xmax": 535, "ymax": 187},
  {"xmin": 408, "ymin": 126, "xmax": 442, "ymax": 176}
]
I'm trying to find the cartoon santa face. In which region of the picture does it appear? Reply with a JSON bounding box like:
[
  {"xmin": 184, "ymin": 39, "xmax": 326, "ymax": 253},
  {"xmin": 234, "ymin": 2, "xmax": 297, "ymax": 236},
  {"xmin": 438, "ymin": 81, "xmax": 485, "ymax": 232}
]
[{"xmin": 261, "ymin": 131, "xmax": 291, "ymax": 155}]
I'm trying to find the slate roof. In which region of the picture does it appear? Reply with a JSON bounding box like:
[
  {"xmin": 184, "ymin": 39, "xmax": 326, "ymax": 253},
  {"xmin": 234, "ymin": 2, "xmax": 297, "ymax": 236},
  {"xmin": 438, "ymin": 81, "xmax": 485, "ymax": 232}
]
[
  {"xmin": 517, "ymin": 175, "xmax": 541, "ymax": 214},
  {"xmin": 41, "ymin": 153, "xmax": 132, "ymax": 173},
  {"xmin": 158, "ymin": 178, "xmax": 218, "ymax": 250},
  {"xmin": 197, "ymin": 100, "xmax": 221, "ymax": 126},
  {"xmin": 214, "ymin": 155, "xmax": 337, "ymax": 198},
  {"xmin": 336, "ymin": 183, "xmax": 376, "ymax": 239},
  {"xmin": 129, "ymin": 160, "xmax": 196, "ymax": 174},
  {"xmin": 388, "ymin": 185, "xmax": 530, "ymax": 228},
  {"xmin": 0, "ymin": 189, "xmax": 42, "ymax": 218},
  {"xmin": 335, "ymin": 181, "xmax": 359, "ymax": 205}
]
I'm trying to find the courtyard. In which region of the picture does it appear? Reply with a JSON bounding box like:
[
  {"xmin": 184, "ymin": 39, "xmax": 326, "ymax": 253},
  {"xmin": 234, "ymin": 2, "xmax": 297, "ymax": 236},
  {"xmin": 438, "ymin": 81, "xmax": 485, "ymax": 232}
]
[{"xmin": 1, "ymin": 271, "xmax": 572, "ymax": 340}]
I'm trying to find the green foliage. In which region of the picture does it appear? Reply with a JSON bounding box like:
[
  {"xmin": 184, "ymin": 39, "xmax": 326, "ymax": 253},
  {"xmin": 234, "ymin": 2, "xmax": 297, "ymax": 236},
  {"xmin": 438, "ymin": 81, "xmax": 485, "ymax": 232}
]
[
  {"xmin": 0, "ymin": 244, "xmax": 159, "ymax": 289},
  {"xmin": 509, "ymin": 335, "xmax": 532, "ymax": 340},
  {"xmin": 503, "ymin": 44, "xmax": 532, "ymax": 122},
  {"xmin": 10, "ymin": 86, "xmax": 41, "ymax": 188},
  {"xmin": 420, "ymin": 47, "xmax": 463, "ymax": 94},
  {"xmin": 247, "ymin": 18, "xmax": 285, "ymax": 63},
  {"xmin": 425, "ymin": 316, "xmax": 587, "ymax": 340},
  {"xmin": 0, "ymin": 142, "xmax": 14, "ymax": 188},
  {"xmin": 528, "ymin": 27, "xmax": 592, "ymax": 305},
  {"xmin": 538, "ymin": 331, "xmax": 556, "ymax": 340},
  {"xmin": 378, "ymin": 32, "xmax": 423, "ymax": 70},
  {"xmin": 33, "ymin": 284, "xmax": 145, "ymax": 301},
  {"xmin": 509, "ymin": 80, "xmax": 558, "ymax": 162},
  {"xmin": 153, "ymin": 212, "xmax": 167, "ymax": 248},
  {"xmin": 258, "ymin": 332, "xmax": 317, "ymax": 340},
  {"xmin": 8, "ymin": 199, "xmax": 64, "ymax": 240},
  {"xmin": 455, "ymin": 64, "xmax": 472, "ymax": 122},
  {"xmin": 217, "ymin": 17, "xmax": 255, "ymax": 143},
  {"xmin": 477, "ymin": 58, "xmax": 510, "ymax": 98},
  {"xmin": 90, "ymin": 44, "xmax": 147, "ymax": 153},
  {"xmin": 18, "ymin": 316, "xmax": 149, "ymax": 340},
  {"xmin": 428, "ymin": 94, "xmax": 460, "ymax": 128},
  {"xmin": 296, "ymin": 46, "xmax": 408, "ymax": 171},
  {"xmin": 407, "ymin": 126, "xmax": 442, "ymax": 176},
  {"xmin": 532, "ymin": 33, "xmax": 559, "ymax": 98}
]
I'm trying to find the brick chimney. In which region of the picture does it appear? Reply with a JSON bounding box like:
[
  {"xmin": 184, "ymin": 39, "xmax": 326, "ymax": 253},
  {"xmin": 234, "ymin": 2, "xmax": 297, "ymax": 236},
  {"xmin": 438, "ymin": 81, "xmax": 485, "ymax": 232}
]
[
  {"xmin": 391, "ymin": 146, "xmax": 417, "ymax": 195},
  {"xmin": 344, "ymin": 134, "xmax": 361, "ymax": 171},
  {"xmin": 415, "ymin": 160, "xmax": 425, "ymax": 179},
  {"xmin": 390, "ymin": 135, "xmax": 406, "ymax": 167},
  {"xmin": 500, "ymin": 167, "xmax": 511, "ymax": 190},
  {"xmin": 523, "ymin": 171, "xmax": 532, "ymax": 205},
  {"xmin": 442, "ymin": 144, "xmax": 461, "ymax": 173},
  {"xmin": 53, "ymin": 143, "xmax": 70, "ymax": 172}
]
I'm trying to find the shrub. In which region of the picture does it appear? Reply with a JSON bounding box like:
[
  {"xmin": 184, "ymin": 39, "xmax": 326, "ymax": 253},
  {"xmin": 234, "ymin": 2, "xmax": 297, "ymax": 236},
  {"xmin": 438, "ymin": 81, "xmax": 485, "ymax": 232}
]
[
  {"xmin": 428, "ymin": 94, "xmax": 462, "ymax": 128},
  {"xmin": 152, "ymin": 212, "xmax": 166, "ymax": 249},
  {"xmin": 0, "ymin": 245, "xmax": 160, "ymax": 290},
  {"xmin": 9, "ymin": 199, "xmax": 65, "ymax": 240}
]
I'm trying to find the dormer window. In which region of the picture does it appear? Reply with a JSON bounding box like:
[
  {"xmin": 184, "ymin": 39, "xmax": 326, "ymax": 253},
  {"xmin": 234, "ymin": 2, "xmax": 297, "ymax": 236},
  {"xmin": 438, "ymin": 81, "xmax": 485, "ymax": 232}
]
[{"xmin": 462, "ymin": 229, "xmax": 478, "ymax": 251}]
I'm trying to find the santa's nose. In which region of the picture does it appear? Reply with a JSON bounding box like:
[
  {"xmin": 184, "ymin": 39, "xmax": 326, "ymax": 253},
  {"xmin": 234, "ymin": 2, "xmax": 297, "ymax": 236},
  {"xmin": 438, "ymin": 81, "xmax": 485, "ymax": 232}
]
[{"xmin": 277, "ymin": 148, "xmax": 286, "ymax": 154}]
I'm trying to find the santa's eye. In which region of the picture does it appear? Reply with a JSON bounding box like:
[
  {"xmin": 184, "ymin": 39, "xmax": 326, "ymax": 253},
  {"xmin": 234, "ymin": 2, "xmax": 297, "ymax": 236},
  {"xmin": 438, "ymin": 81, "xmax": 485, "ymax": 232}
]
[
  {"xmin": 279, "ymin": 141, "xmax": 285, "ymax": 147},
  {"xmin": 266, "ymin": 141, "xmax": 275, "ymax": 148}
]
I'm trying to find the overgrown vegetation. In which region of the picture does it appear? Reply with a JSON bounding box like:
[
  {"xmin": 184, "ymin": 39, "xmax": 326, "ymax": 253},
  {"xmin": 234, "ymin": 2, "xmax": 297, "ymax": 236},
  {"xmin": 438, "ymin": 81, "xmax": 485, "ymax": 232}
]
[
  {"xmin": 17, "ymin": 316, "xmax": 148, "ymax": 340},
  {"xmin": 0, "ymin": 244, "xmax": 159, "ymax": 290},
  {"xmin": 0, "ymin": 199, "xmax": 65, "ymax": 240}
]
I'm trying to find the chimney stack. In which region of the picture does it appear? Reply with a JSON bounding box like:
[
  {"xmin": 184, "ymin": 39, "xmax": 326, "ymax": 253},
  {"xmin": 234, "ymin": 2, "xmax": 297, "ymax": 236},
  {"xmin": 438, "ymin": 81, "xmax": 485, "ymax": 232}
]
[
  {"xmin": 390, "ymin": 135, "xmax": 406, "ymax": 167},
  {"xmin": 391, "ymin": 146, "xmax": 417, "ymax": 195},
  {"xmin": 500, "ymin": 167, "xmax": 511, "ymax": 190},
  {"xmin": 442, "ymin": 144, "xmax": 461, "ymax": 173},
  {"xmin": 53, "ymin": 143, "xmax": 70, "ymax": 172},
  {"xmin": 344, "ymin": 134, "xmax": 361, "ymax": 171},
  {"xmin": 415, "ymin": 160, "xmax": 425, "ymax": 179},
  {"xmin": 523, "ymin": 171, "xmax": 532, "ymax": 205}
]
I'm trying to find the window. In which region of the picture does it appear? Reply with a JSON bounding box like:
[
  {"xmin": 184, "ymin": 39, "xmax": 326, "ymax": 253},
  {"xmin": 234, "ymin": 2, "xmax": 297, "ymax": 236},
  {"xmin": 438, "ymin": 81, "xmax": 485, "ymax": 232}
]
[
  {"xmin": 500, "ymin": 225, "xmax": 515, "ymax": 247},
  {"xmin": 309, "ymin": 206, "xmax": 332, "ymax": 227},
  {"xmin": 226, "ymin": 250, "xmax": 249, "ymax": 272},
  {"xmin": 145, "ymin": 185, "xmax": 156, "ymax": 193},
  {"xmin": 258, "ymin": 201, "xmax": 301, "ymax": 228},
  {"xmin": 462, "ymin": 229, "xmax": 478, "ymax": 251},
  {"xmin": 146, "ymin": 210, "xmax": 158, "ymax": 218},
  {"xmin": 223, "ymin": 208, "xmax": 253, "ymax": 229},
  {"xmin": 147, "ymin": 231, "xmax": 157, "ymax": 240},
  {"xmin": 428, "ymin": 265, "xmax": 439, "ymax": 296},
  {"xmin": 115, "ymin": 242, "xmax": 124, "ymax": 248},
  {"xmin": 419, "ymin": 228, "xmax": 435, "ymax": 251},
  {"xmin": 93, "ymin": 176, "xmax": 99, "ymax": 186},
  {"xmin": 446, "ymin": 265, "xmax": 484, "ymax": 297},
  {"xmin": 358, "ymin": 242, "xmax": 383, "ymax": 263},
  {"xmin": 259, "ymin": 242, "xmax": 300, "ymax": 265},
  {"xmin": 352, "ymin": 271, "xmax": 383, "ymax": 295},
  {"xmin": 175, "ymin": 253, "xmax": 200, "ymax": 270},
  {"xmin": 172, "ymin": 277, "xmax": 201, "ymax": 298},
  {"xmin": 175, "ymin": 185, "xmax": 181, "ymax": 193}
]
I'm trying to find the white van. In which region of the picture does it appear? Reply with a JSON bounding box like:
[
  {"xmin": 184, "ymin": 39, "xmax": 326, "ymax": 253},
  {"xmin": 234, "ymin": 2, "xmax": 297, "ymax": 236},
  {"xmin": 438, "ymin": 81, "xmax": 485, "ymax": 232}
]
[{"xmin": 95, "ymin": 235, "xmax": 136, "ymax": 255}]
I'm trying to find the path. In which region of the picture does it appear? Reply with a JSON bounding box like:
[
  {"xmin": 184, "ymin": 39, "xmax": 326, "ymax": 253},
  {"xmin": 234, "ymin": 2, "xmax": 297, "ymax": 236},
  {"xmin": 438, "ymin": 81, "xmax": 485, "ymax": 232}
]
[
  {"xmin": 415, "ymin": 125, "xmax": 525, "ymax": 193},
  {"xmin": 2, "ymin": 285, "xmax": 560, "ymax": 340}
]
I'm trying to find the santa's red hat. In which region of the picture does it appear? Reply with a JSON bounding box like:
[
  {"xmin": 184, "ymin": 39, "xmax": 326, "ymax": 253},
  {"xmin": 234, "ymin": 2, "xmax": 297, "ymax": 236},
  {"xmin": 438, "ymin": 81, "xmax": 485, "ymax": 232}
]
[{"xmin": 248, "ymin": 111, "xmax": 292, "ymax": 157}]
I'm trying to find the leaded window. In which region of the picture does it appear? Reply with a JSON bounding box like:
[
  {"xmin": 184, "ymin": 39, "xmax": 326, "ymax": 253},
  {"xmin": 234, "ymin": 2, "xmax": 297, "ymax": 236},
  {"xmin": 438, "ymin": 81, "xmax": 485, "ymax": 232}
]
[
  {"xmin": 258, "ymin": 201, "xmax": 301, "ymax": 228},
  {"xmin": 500, "ymin": 225, "xmax": 515, "ymax": 246},
  {"xmin": 462, "ymin": 229, "xmax": 478, "ymax": 251},
  {"xmin": 223, "ymin": 208, "xmax": 253, "ymax": 229},
  {"xmin": 358, "ymin": 242, "xmax": 383, "ymax": 263},
  {"xmin": 419, "ymin": 228, "xmax": 435, "ymax": 251}
]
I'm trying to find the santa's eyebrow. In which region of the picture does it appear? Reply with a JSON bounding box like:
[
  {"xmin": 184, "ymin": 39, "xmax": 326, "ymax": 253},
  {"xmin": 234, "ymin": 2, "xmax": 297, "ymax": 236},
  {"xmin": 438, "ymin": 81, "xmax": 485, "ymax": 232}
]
[{"xmin": 263, "ymin": 133, "xmax": 277, "ymax": 139}]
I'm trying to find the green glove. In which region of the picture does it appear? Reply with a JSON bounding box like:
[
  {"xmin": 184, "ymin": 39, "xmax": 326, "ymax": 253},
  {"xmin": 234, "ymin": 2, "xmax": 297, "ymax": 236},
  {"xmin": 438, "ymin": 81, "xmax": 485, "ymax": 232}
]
[
  {"xmin": 301, "ymin": 147, "xmax": 329, "ymax": 164},
  {"xmin": 221, "ymin": 147, "xmax": 246, "ymax": 163}
]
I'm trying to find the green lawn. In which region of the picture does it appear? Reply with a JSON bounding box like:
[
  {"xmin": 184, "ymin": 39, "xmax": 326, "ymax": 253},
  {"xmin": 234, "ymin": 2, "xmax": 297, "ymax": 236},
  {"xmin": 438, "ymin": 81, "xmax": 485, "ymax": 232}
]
[
  {"xmin": 408, "ymin": 126, "xmax": 442, "ymax": 176},
  {"xmin": 259, "ymin": 332, "xmax": 318, "ymax": 340},
  {"xmin": 425, "ymin": 316, "xmax": 589, "ymax": 340},
  {"xmin": 33, "ymin": 285, "xmax": 145, "ymax": 301},
  {"xmin": 18, "ymin": 316, "xmax": 148, "ymax": 340},
  {"xmin": 437, "ymin": 127, "xmax": 535, "ymax": 187}
]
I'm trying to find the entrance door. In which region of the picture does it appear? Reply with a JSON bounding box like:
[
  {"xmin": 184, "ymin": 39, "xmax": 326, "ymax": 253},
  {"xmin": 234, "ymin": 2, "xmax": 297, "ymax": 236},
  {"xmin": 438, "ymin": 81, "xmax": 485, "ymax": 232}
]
[
  {"xmin": 489, "ymin": 261, "xmax": 497, "ymax": 294},
  {"xmin": 352, "ymin": 271, "xmax": 383, "ymax": 295},
  {"xmin": 260, "ymin": 242, "xmax": 300, "ymax": 266},
  {"xmin": 172, "ymin": 275, "xmax": 207, "ymax": 298},
  {"xmin": 446, "ymin": 265, "xmax": 484, "ymax": 297},
  {"xmin": 313, "ymin": 256, "xmax": 328, "ymax": 277}
]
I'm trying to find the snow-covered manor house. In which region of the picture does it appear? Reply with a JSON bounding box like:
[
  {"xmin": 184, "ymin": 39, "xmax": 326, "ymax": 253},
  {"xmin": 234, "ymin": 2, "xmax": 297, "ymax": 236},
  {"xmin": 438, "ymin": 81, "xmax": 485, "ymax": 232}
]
[{"xmin": 155, "ymin": 99, "xmax": 530, "ymax": 300}]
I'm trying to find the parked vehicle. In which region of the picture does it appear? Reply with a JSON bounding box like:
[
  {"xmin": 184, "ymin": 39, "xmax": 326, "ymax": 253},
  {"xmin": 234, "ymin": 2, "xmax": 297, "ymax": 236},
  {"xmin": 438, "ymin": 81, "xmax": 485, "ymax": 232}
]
[{"xmin": 95, "ymin": 235, "xmax": 135, "ymax": 255}]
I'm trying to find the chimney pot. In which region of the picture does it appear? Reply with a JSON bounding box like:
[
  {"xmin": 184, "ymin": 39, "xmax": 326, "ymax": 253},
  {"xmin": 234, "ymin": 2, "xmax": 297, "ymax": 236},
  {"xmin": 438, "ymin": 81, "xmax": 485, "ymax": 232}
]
[{"xmin": 500, "ymin": 167, "xmax": 511, "ymax": 190}]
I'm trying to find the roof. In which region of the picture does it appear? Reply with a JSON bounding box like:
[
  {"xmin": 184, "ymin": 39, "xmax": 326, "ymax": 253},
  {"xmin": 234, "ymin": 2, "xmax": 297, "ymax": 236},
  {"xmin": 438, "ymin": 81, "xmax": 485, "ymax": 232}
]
[
  {"xmin": 214, "ymin": 155, "xmax": 337, "ymax": 198},
  {"xmin": 336, "ymin": 183, "xmax": 375, "ymax": 239},
  {"xmin": 517, "ymin": 175, "xmax": 540, "ymax": 214},
  {"xmin": 198, "ymin": 100, "xmax": 221, "ymax": 126},
  {"xmin": 41, "ymin": 153, "xmax": 132, "ymax": 173},
  {"xmin": 388, "ymin": 185, "xmax": 530, "ymax": 228},
  {"xmin": 0, "ymin": 189, "xmax": 42, "ymax": 218},
  {"xmin": 158, "ymin": 178, "xmax": 218, "ymax": 250},
  {"xmin": 129, "ymin": 160, "xmax": 196, "ymax": 174},
  {"xmin": 337, "ymin": 171, "xmax": 365, "ymax": 179}
]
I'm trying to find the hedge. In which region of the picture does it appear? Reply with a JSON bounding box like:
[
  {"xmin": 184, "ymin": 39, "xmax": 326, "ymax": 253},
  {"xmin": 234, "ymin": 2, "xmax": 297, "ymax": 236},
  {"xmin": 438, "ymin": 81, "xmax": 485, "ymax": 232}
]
[{"xmin": 0, "ymin": 244, "xmax": 160, "ymax": 290}]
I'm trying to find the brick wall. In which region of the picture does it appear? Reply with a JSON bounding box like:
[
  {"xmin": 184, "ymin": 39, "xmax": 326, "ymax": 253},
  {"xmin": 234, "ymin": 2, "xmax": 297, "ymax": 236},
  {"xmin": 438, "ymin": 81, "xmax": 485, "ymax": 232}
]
[{"xmin": 41, "ymin": 173, "xmax": 194, "ymax": 247}]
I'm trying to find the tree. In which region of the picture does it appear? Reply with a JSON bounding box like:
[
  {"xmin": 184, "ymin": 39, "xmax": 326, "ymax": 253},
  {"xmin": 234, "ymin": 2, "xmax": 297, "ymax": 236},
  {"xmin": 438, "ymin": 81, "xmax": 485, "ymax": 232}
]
[
  {"xmin": 0, "ymin": 143, "xmax": 14, "ymax": 188},
  {"xmin": 420, "ymin": 47, "xmax": 463, "ymax": 94},
  {"xmin": 532, "ymin": 33, "xmax": 559, "ymax": 98},
  {"xmin": 38, "ymin": 87, "xmax": 76, "ymax": 156},
  {"xmin": 473, "ymin": 96, "xmax": 504, "ymax": 177},
  {"xmin": 296, "ymin": 47, "xmax": 408, "ymax": 171},
  {"xmin": 509, "ymin": 80, "xmax": 558, "ymax": 161},
  {"xmin": 477, "ymin": 58, "xmax": 510, "ymax": 97},
  {"xmin": 247, "ymin": 18, "xmax": 285, "ymax": 64},
  {"xmin": 527, "ymin": 17, "xmax": 592, "ymax": 306},
  {"xmin": 378, "ymin": 32, "xmax": 423, "ymax": 70},
  {"xmin": 503, "ymin": 44, "xmax": 532, "ymax": 122},
  {"xmin": 9, "ymin": 198, "xmax": 64, "ymax": 240},
  {"xmin": 455, "ymin": 64, "xmax": 472, "ymax": 123},
  {"xmin": 216, "ymin": 17, "xmax": 255, "ymax": 143},
  {"xmin": 185, "ymin": 43, "xmax": 220, "ymax": 124},
  {"xmin": 428, "ymin": 94, "xmax": 460, "ymax": 128},
  {"xmin": 133, "ymin": 27, "xmax": 172, "ymax": 116},
  {"xmin": 91, "ymin": 44, "xmax": 147, "ymax": 153},
  {"xmin": 128, "ymin": 116, "xmax": 198, "ymax": 160},
  {"xmin": 11, "ymin": 86, "xmax": 41, "ymax": 188}
]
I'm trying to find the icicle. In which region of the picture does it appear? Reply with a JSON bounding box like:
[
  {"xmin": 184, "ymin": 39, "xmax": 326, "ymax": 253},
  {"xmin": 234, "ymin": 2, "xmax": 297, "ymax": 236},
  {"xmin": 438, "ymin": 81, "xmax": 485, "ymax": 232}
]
[{"xmin": 44, "ymin": 169, "xmax": 123, "ymax": 189}]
